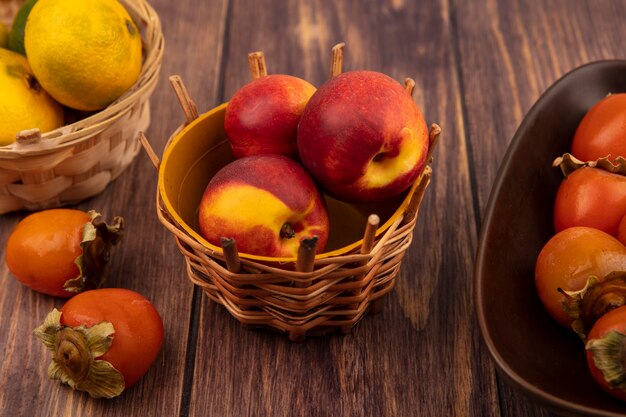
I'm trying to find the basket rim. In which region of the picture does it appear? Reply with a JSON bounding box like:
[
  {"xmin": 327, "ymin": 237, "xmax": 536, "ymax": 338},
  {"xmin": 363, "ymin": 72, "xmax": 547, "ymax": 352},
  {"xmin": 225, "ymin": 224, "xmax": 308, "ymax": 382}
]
[
  {"xmin": 157, "ymin": 102, "xmax": 424, "ymax": 264},
  {"xmin": 0, "ymin": 0, "xmax": 164, "ymax": 157}
]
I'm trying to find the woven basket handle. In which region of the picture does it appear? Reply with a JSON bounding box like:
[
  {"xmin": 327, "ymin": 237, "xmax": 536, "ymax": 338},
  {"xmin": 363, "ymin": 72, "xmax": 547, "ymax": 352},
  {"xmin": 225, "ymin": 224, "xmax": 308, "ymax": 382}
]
[
  {"xmin": 402, "ymin": 124, "xmax": 441, "ymax": 225},
  {"xmin": 138, "ymin": 132, "xmax": 160, "ymax": 170},
  {"xmin": 329, "ymin": 42, "xmax": 345, "ymax": 78},
  {"xmin": 426, "ymin": 123, "xmax": 441, "ymax": 163},
  {"xmin": 139, "ymin": 75, "xmax": 202, "ymax": 171},
  {"xmin": 248, "ymin": 51, "xmax": 267, "ymax": 80},
  {"xmin": 169, "ymin": 75, "xmax": 199, "ymax": 124}
]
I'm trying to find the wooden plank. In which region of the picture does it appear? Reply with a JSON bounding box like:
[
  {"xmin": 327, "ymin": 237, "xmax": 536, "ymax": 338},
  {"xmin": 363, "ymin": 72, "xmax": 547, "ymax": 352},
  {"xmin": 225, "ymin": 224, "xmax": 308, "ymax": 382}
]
[
  {"xmin": 4, "ymin": 0, "xmax": 620, "ymax": 415},
  {"xmin": 455, "ymin": 0, "xmax": 626, "ymax": 215},
  {"xmin": 0, "ymin": 1, "xmax": 228, "ymax": 416},
  {"xmin": 454, "ymin": 0, "xmax": 626, "ymax": 415},
  {"xmin": 186, "ymin": 0, "xmax": 496, "ymax": 416}
]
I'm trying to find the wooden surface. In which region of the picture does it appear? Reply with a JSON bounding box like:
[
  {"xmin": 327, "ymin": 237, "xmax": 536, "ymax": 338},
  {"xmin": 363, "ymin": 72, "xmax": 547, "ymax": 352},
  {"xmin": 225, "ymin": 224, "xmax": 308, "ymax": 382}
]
[{"xmin": 1, "ymin": 0, "xmax": 625, "ymax": 416}]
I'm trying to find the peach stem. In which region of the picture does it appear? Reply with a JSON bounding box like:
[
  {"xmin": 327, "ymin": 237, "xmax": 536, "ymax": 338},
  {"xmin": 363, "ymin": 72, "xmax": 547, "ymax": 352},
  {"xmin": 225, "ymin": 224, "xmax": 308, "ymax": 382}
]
[
  {"xmin": 329, "ymin": 42, "xmax": 345, "ymax": 79},
  {"xmin": 169, "ymin": 75, "xmax": 199, "ymax": 124},
  {"xmin": 280, "ymin": 223, "xmax": 296, "ymax": 239},
  {"xmin": 247, "ymin": 51, "xmax": 268, "ymax": 80}
]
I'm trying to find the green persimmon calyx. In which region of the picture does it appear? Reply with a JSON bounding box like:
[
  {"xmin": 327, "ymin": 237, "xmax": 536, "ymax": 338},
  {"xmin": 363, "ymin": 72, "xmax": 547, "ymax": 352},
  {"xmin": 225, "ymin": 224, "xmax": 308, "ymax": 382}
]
[
  {"xmin": 561, "ymin": 271, "xmax": 626, "ymax": 340},
  {"xmin": 64, "ymin": 211, "xmax": 124, "ymax": 293},
  {"xmin": 587, "ymin": 330, "xmax": 626, "ymax": 390},
  {"xmin": 33, "ymin": 308, "xmax": 125, "ymax": 398}
]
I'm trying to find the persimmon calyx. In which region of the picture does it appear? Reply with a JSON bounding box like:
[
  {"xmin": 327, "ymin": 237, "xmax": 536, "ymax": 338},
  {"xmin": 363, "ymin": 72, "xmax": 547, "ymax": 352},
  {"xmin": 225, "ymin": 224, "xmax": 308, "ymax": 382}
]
[
  {"xmin": 561, "ymin": 272, "xmax": 626, "ymax": 340},
  {"xmin": 553, "ymin": 152, "xmax": 626, "ymax": 178},
  {"xmin": 33, "ymin": 308, "xmax": 125, "ymax": 398},
  {"xmin": 587, "ymin": 330, "xmax": 626, "ymax": 390},
  {"xmin": 64, "ymin": 211, "xmax": 124, "ymax": 293},
  {"xmin": 559, "ymin": 279, "xmax": 593, "ymax": 340}
]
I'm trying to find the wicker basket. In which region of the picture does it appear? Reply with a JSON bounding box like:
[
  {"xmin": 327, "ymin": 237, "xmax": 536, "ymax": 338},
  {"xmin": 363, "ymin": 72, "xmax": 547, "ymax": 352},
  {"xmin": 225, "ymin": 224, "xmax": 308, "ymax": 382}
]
[
  {"xmin": 0, "ymin": 0, "xmax": 163, "ymax": 214},
  {"xmin": 142, "ymin": 76, "xmax": 439, "ymax": 341}
]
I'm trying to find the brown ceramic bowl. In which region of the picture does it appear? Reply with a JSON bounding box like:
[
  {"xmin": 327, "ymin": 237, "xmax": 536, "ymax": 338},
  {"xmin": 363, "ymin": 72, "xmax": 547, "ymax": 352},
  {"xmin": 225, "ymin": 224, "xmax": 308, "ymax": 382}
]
[{"xmin": 475, "ymin": 60, "xmax": 626, "ymax": 417}]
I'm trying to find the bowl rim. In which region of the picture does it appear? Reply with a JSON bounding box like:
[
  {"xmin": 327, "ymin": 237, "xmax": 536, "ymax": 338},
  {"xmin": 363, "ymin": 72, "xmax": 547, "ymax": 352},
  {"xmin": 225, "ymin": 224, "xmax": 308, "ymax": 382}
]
[
  {"xmin": 158, "ymin": 102, "xmax": 421, "ymax": 263},
  {"xmin": 475, "ymin": 59, "xmax": 626, "ymax": 417}
]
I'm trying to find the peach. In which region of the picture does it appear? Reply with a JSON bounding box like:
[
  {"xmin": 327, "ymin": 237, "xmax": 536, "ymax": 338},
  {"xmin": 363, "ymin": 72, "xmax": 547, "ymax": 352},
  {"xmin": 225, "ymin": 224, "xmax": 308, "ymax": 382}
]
[
  {"xmin": 198, "ymin": 155, "xmax": 329, "ymax": 258},
  {"xmin": 225, "ymin": 74, "xmax": 316, "ymax": 159},
  {"xmin": 297, "ymin": 70, "xmax": 429, "ymax": 202}
]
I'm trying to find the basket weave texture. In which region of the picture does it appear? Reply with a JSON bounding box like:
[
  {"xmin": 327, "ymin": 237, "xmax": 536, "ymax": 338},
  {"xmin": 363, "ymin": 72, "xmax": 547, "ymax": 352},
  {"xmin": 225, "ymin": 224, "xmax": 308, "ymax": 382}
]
[
  {"xmin": 0, "ymin": 0, "xmax": 164, "ymax": 214},
  {"xmin": 158, "ymin": 190, "xmax": 429, "ymax": 342},
  {"xmin": 150, "ymin": 101, "xmax": 437, "ymax": 341}
]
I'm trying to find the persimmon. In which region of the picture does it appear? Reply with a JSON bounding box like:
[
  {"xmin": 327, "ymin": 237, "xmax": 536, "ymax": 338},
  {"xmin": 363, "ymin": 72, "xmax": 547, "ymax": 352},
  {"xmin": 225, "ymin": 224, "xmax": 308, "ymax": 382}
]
[
  {"xmin": 586, "ymin": 305, "xmax": 626, "ymax": 402},
  {"xmin": 571, "ymin": 93, "xmax": 626, "ymax": 162},
  {"xmin": 5, "ymin": 209, "xmax": 123, "ymax": 297},
  {"xmin": 34, "ymin": 288, "xmax": 164, "ymax": 398},
  {"xmin": 554, "ymin": 167, "xmax": 626, "ymax": 238},
  {"xmin": 535, "ymin": 227, "xmax": 626, "ymax": 328}
]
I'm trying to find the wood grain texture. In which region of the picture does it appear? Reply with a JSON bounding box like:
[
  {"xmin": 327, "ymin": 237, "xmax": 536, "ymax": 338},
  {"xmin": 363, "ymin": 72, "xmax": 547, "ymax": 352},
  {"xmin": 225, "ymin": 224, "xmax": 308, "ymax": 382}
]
[
  {"xmin": 186, "ymin": 1, "xmax": 495, "ymax": 416},
  {"xmin": 453, "ymin": 1, "xmax": 626, "ymax": 416},
  {"xmin": 454, "ymin": 0, "xmax": 626, "ymax": 216},
  {"xmin": 0, "ymin": 1, "xmax": 227, "ymax": 416},
  {"xmin": 2, "ymin": 0, "xmax": 625, "ymax": 416}
]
